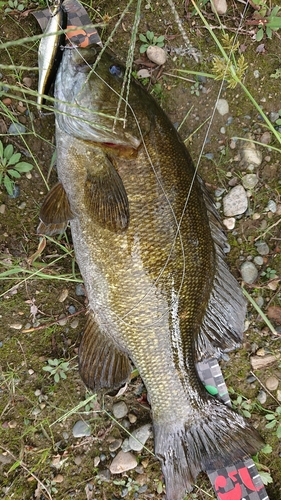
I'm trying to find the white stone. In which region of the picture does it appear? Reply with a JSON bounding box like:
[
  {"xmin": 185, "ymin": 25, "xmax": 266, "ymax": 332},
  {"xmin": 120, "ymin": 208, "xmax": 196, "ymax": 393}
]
[
  {"xmin": 242, "ymin": 174, "xmax": 258, "ymax": 190},
  {"xmin": 137, "ymin": 69, "xmax": 150, "ymax": 79},
  {"xmin": 265, "ymin": 376, "xmax": 279, "ymax": 391},
  {"xmin": 216, "ymin": 99, "xmax": 229, "ymax": 116},
  {"xmin": 146, "ymin": 46, "xmax": 167, "ymax": 65},
  {"xmin": 128, "ymin": 424, "xmax": 152, "ymax": 451},
  {"xmin": 223, "ymin": 185, "xmax": 248, "ymax": 216},
  {"xmin": 112, "ymin": 401, "xmax": 128, "ymax": 419},
  {"xmin": 240, "ymin": 261, "xmax": 258, "ymax": 284},
  {"xmin": 211, "ymin": 0, "xmax": 227, "ymax": 15},
  {"xmin": 223, "ymin": 217, "xmax": 235, "ymax": 230},
  {"xmin": 240, "ymin": 137, "xmax": 263, "ymax": 166},
  {"xmin": 109, "ymin": 451, "xmax": 137, "ymax": 474}
]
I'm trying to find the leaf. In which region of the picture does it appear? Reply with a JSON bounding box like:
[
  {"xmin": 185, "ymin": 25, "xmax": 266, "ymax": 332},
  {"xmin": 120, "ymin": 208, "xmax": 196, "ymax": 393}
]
[
  {"xmin": 266, "ymin": 26, "xmax": 273, "ymax": 39},
  {"xmin": 60, "ymin": 371, "xmax": 67, "ymax": 379},
  {"xmin": 277, "ymin": 424, "xmax": 281, "ymax": 438},
  {"xmin": 54, "ymin": 373, "xmax": 60, "ymax": 383},
  {"xmin": 14, "ymin": 161, "xmax": 33, "ymax": 172},
  {"xmin": 265, "ymin": 413, "xmax": 276, "ymax": 420},
  {"xmin": 271, "ymin": 6, "xmax": 280, "ymax": 16},
  {"xmin": 42, "ymin": 366, "xmax": 53, "ymax": 372},
  {"xmin": 256, "ymin": 28, "xmax": 264, "ymax": 42},
  {"xmin": 7, "ymin": 152, "xmax": 21, "ymax": 166},
  {"xmin": 156, "ymin": 35, "xmax": 165, "ymax": 43},
  {"xmin": 18, "ymin": 3, "xmax": 24, "ymax": 10},
  {"xmin": 7, "ymin": 169, "xmax": 21, "ymax": 179},
  {"xmin": 261, "ymin": 443, "xmax": 272, "ymax": 454},
  {"xmin": 265, "ymin": 420, "xmax": 277, "ymax": 429},
  {"xmin": 0, "ymin": 140, "xmax": 3, "ymax": 159},
  {"xmin": 3, "ymin": 174, "xmax": 14, "ymax": 195},
  {"xmin": 259, "ymin": 470, "xmax": 273, "ymax": 485},
  {"xmin": 140, "ymin": 45, "xmax": 148, "ymax": 53},
  {"xmin": 146, "ymin": 30, "xmax": 154, "ymax": 42},
  {"xmin": 139, "ymin": 34, "xmax": 147, "ymax": 42},
  {"xmin": 48, "ymin": 358, "xmax": 59, "ymax": 366},
  {"xmin": 4, "ymin": 144, "xmax": 14, "ymax": 160}
]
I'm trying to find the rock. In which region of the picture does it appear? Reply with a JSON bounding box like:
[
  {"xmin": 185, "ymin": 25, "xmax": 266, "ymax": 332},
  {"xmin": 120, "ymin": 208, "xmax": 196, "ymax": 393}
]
[
  {"xmin": 240, "ymin": 136, "xmax": 262, "ymax": 166},
  {"xmin": 72, "ymin": 420, "xmax": 91, "ymax": 437},
  {"xmin": 266, "ymin": 200, "xmax": 277, "ymax": 213},
  {"xmin": 257, "ymin": 390, "xmax": 267, "ymax": 405},
  {"xmin": 109, "ymin": 439, "xmax": 122, "ymax": 452},
  {"xmin": 240, "ymin": 261, "xmax": 258, "ymax": 284},
  {"xmin": 146, "ymin": 46, "xmax": 167, "ymax": 65},
  {"xmin": 253, "ymin": 256, "xmax": 264, "ymax": 266},
  {"xmin": 254, "ymin": 296, "xmax": 264, "ymax": 308},
  {"xmin": 242, "ymin": 174, "xmax": 258, "ymax": 190},
  {"xmin": 121, "ymin": 438, "xmax": 131, "ymax": 452},
  {"xmin": 269, "ymin": 111, "xmax": 279, "ymax": 123},
  {"xmin": 109, "ymin": 451, "xmax": 137, "ymax": 474},
  {"xmin": 137, "ymin": 69, "xmax": 150, "ymax": 79},
  {"xmin": 223, "ymin": 185, "xmax": 248, "ymax": 216},
  {"xmin": 128, "ymin": 413, "xmax": 137, "ymax": 423},
  {"xmin": 211, "ymin": 0, "xmax": 227, "ymax": 15},
  {"xmin": 94, "ymin": 456, "xmax": 100, "ymax": 467},
  {"xmin": 22, "ymin": 76, "xmax": 32, "ymax": 87},
  {"xmin": 255, "ymin": 241, "xmax": 269, "ymax": 256},
  {"xmin": 250, "ymin": 354, "xmax": 278, "ymax": 370},
  {"xmin": 75, "ymin": 284, "xmax": 85, "ymax": 296},
  {"xmin": 223, "ymin": 217, "xmax": 235, "ymax": 230},
  {"xmin": 112, "ymin": 401, "xmax": 128, "ymax": 419},
  {"xmin": 260, "ymin": 131, "xmax": 271, "ymax": 144},
  {"xmin": 277, "ymin": 389, "xmax": 281, "ymax": 402},
  {"xmin": 265, "ymin": 376, "xmax": 279, "ymax": 391},
  {"xmin": 8, "ymin": 123, "xmax": 26, "ymax": 135},
  {"xmin": 128, "ymin": 424, "xmax": 152, "ymax": 451},
  {"xmin": 216, "ymin": 98, "xmax": 229, "ymax": 116}
]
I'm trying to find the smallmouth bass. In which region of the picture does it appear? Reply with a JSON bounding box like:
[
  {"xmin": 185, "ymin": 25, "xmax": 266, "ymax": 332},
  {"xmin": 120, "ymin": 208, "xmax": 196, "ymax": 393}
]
[{"xmin": 38, "ymin": 45, "xmax": 263, "ymax": 500}]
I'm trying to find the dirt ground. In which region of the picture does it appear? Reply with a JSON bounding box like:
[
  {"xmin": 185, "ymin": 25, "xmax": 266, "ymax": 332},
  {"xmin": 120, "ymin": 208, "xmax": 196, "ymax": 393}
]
[{"xmin": 1, "ymin": 1, "xmax": 281, "ymax": 499}]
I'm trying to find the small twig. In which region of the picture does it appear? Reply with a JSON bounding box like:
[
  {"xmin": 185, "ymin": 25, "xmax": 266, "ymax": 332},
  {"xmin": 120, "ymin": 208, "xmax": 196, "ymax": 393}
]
[
  {"xmin": 254, "ymin": 218, "xmax": 281, "ymax": 242},
  {"xmin": 249, "ymin": 372, "xmax": 280, "ymax": 405},
  {"xmin": 22, "ymin": 308, "xmax": 86, "ymax": 333}
]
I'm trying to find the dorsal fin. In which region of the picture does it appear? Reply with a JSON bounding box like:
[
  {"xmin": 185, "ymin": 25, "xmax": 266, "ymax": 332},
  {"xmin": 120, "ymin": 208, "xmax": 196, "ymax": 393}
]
[
  {"xmin": 84, "ymin": 154, "xmax": 129, "ymax": 232},
  {"xmin": 79, "ymin": 313, "xmax": 132, "ymax": 392},
  {"xmin": 196, "ymin": 177, "xmax": 246, "ymax": 359}
]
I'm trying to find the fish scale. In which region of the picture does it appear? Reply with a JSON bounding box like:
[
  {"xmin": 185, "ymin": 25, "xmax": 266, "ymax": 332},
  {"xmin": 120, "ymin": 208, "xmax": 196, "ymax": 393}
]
[{"xmin": 38, "ymin": 43, "xmax": 264, "ymax": 500}]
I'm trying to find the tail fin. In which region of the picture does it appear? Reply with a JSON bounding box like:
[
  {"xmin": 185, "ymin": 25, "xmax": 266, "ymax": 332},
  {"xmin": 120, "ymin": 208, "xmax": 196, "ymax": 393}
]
[{"xmin": 154, "ymin": 400, "xmax": 263, "ymax": 500}]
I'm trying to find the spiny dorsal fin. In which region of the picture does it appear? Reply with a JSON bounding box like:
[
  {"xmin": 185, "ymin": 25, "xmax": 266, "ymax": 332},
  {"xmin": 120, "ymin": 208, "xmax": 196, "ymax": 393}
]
[
  {"xmin": 39, "ymin": 182, "xmax": 73, "ymax": 225},
  {"xmin": 84, "ymin": 155, "xmax": 129, "ymax": 232},
  {"xmin": 195, "ymin": 176, "xmax": 246, "ymax": 359},
  {"xmin": 37, "ymin": 219, "xmax": 68, "ymax": 236},
  {"xmin": 79, "ymin": 313, "xmax": 132, "ymax": 392}
]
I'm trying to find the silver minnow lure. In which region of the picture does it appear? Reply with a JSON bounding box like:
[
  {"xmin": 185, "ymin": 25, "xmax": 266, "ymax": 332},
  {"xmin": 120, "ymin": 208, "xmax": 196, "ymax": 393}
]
[{"xmin": 37, "ymin": 0, "xmax": 66, "ymax": 109}]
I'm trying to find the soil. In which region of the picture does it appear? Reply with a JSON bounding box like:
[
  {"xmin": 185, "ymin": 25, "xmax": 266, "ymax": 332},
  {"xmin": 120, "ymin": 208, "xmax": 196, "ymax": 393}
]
[{"xmin": 1, "ymin": 1, "xmax": 281, "ymax": 499}]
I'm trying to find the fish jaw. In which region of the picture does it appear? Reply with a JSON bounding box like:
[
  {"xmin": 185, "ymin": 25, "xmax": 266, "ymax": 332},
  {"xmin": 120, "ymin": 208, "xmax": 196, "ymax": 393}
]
[{"xmin": 54, "ymin": 45, "xmax": 152, "ymax": 148}]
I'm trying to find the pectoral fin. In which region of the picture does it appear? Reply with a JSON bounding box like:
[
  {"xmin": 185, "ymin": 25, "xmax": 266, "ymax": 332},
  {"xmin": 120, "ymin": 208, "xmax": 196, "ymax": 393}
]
[
  {"xmin": 84, "ymin": 155, "xmax": 129, "ymax": 232},
  {"xmin": 37, "ymin": 220, "xmax": 68, "ymax": 236},
  {"xmin": 37, "ymin": 182, "xmax": 73, "ymax": 235},
  {"xmin": 79, "ymin": 313, "xmax": 131, "ymax": 391}
]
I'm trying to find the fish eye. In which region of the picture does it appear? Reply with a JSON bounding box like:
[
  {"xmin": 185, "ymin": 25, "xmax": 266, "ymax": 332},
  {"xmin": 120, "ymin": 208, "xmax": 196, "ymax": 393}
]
[{"xmin": 109, "ymin": 65, "xmax": 123, "ymax": 78}]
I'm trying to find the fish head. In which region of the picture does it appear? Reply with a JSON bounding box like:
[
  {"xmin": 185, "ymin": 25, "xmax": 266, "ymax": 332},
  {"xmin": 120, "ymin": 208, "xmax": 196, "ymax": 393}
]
[{"xmin": 55, "ymin": 44, "xmax": 152, "ymax": 149}]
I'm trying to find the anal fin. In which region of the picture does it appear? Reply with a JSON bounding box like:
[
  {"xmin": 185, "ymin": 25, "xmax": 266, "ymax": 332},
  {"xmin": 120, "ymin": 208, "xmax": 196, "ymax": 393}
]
[
  {"xmin": 79, "ymin": 313, "xmax": 131, "ymax": 392},
  {"xmin": 84, "ymin": 154, "xmax": 129, "ymax": 232}
]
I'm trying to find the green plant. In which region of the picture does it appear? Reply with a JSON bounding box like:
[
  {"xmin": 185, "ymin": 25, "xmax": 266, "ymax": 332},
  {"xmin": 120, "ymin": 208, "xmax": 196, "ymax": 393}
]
[
  {"xmin": 211, "ymin": 33, "xmax": 248, "ymax": 89},
  {"xmin": 261, "ymin": 267, "xmax": 277, "ymax": 280},
  {"xmin": 265, "ymin": 406, "xmax": 281, "ymax": 438},
  {"xmin": 190, "ymin": 80, "xmax": 201, "ymax": 96},
  {"xmin": 5, "ymin": 0, "xmax": 26, "ymax": 12},
  {"xmin": 42, "ymin": 358, "xmax": 70, "ymax": 383},
  {"xmin": 0, "ymin": 140, "xmax": 33, "ymax": 196},
  {"xmin": 255, "ymin": 6, "xmax": 281, "ymax": 41},
  {"xmin": 231, "ymin": 393, "xmax": 254, "ymax": 418},
  {"xmin": 139, "ymin": 30, "xmax": 164, "ymax": 53}
]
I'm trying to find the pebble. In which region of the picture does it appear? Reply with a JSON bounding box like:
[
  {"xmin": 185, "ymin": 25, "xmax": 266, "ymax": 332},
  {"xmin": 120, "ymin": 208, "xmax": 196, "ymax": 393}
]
[
  {"xmin": 220, "ymin": 127, "xmax": 226, "ymax": 134},
  {"xmin": 22, "ymin": 76, "xmax": 32, "ymax": 87},
  {"xmin": 223, "ymin": 217, "xmax": 235, "ymax": 230},
  {"xmin": 240, "ymin": 137, "xmax": 263, "ymax": 166},
  {"xmin": 72, "ymin": 420, "xmax": 91, "ymax": 437},
  {"xmin": 254, "ymin": 296, "xmax": 264, "ymax": 308},
  {"xmin": 112, "ymin": 401, "xmax": 128, "ymax": 419},
  {"xmin": 75, "ymin": 284, "xmax": 85, "ymax": 296},
  {"xmin": 137, "ymin": 69, "xmax": 150, "ymax": 79},
  {"xmin": 9, "ymin": 185, "xmax": 20, "ymax": 198},
  {"xmin": 277, "ymin": 389, "xmax": 281, "ymax": 402},
  {"xmin": 257, "ymin": 390, "xmax": 267, "ymax": 405},
  {"xmin": 70, "ymin": 319, "xmax": 79, "ymax": 328},
  {"xmin": 10, "ymin": 323, "xmax": 22, "ymax": 330},
  {"xmin": 253, "ymin": 70, "xmax": 260, "ymax": 78},
  {"xmin": 128, "ymin": 424, "xmax": 152, "ymax": 452},
  {"xmin": 146, "ymin": 46, "xmax": 167, "ymax": 65},
  {"xmin": 260, "ymin": 131, "xmax": 271, "ymax": 144},
  {"xmin": 8, "ymin": 123, "xmax": 26, "ymax": 135},
  {"xmin": 128, "ymin": 413, "xmax": 137, "ymax": 423},
  {"xmin": 109, "ymin": 451, "xmax": 137, "ymax": 474},
  {"xmin": 240, "ymin": 261, "xmax": 258, "ymax": 284},
  {"xmin": 255, "ymin": 241, "xmax": 269, "ymax": 256},
  {"xmin": 109, "ymin": 439, "xmax": 122, "ymax": 452},
  {"xmin": 242, "ymin": 174, "xmax": 258, "ymax": 190},
  {"xmin": 216, "ymin": 98, "xmax": 229, "ymax": 116},
  {"xmin": 246, "ymin": 375, "xmax": 256, "ymax": 384},
  {"xmin": 94, "ymin": 456, "xmax": 100, "ymax": 467},
  {"xmin": 265, "ymin": 376, "xmax": 279, "ymax": 391},
  {"xmin": 269, "ymin": 111, "xmax": 279, "ymax": 123},
  {"xmin": 0, "ymin": 204, "xmax": 6, "ymax": 214},
  {"xmin": 121, "ymin": 438, "xmax": 131, "ymax": 452},
  {"xmin": 266, "ymin": 200, "xmax": 277, "ymax": 213},
  {"xmin": 254, "ymin": 256, "xmax": 264, "ymax": 266},
  {"xmin": 223, "ymin": 185, "xmax": 248, "ymax": 216}
]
